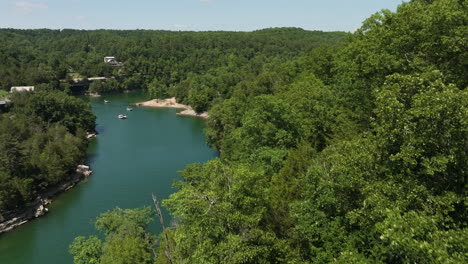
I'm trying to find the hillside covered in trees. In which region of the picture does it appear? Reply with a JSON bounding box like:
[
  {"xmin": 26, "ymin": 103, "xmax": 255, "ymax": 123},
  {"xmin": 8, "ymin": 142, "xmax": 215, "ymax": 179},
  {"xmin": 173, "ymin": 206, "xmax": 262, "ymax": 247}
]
[
  {"xmin": 0, "ymin": 91, "xmax": 95, "ymax": 220},
  {"xmin": 69, "ymin": 0, "xmax": 467, "ymax": 263},
  {"xmin": 1, "ymin": 0, "xmax": 466, "ymax": 263},
  {"xmin": 0, "ymin": 27, "xmax": 345, "ymax": 112}
]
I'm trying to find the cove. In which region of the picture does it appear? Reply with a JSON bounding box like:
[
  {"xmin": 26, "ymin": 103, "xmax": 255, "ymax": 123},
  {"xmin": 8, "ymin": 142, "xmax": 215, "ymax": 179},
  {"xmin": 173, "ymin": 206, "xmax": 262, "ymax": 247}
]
[{"xmin": 0, "ymin": 92, "xmax": 217, "ymax": 264}]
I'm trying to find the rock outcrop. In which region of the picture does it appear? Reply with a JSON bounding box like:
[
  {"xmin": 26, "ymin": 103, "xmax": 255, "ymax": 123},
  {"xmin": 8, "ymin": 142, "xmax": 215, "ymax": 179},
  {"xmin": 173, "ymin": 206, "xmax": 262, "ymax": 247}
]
[
  {"xmin": 0, "ymin": 164, "xmax": 92, "ymax": 234},
  {"xmin": 86, "ymin": 132, "xmax": 97, "ymax": 139}
]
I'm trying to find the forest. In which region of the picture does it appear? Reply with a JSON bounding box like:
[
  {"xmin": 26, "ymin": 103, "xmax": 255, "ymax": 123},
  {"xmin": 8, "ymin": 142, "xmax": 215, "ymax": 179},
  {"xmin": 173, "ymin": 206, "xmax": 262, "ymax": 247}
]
[
  {"xmin": 69, "ymin": 0, "xmax": 467, "ymax": 263},
  {"xmin": 0, "ymin": 27, "xmax": 345, "ymax": 112},
  {"xmin": 0, "ymin": 91, "xmax": 95, "ymax": 219},
  {"xmin": 1, "ymin": 0, "xmax": 466, "ymax": 263}
]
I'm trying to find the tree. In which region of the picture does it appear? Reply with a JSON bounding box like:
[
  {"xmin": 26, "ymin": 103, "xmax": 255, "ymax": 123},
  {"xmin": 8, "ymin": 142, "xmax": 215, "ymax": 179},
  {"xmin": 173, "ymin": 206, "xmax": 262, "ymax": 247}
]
[
  {"xmin": 0, "ymin": 91, "xmax": 95, "ymax": 216},
  {"xmin": 205, "ymin": 96, "xmax": 249, "ymax": 150},
  {"xmin": 70, "ymin": 207, "xmax": 156, "ymax": 264},
  {"xmin": 148, "ymin": 77, "xmax": 168, "ymax": 99},
  {"xmin": 11, "ymin": 91, "xmax": 95, "ymax": 134},
  {"xmin": 188, "ymin": 83, "xmax": 211, "ymax": 113},
  {"xmin": 372, "ymin": 71, "xmax": 467, "ymax": 194},
  {"xmin": 290, "ymin": 71, "xmax": 467, "ymax": 263},
  {"xmin": 163, "ymin": 159, "xmax": 296, "ymax": 263},
  {"xmin": 69, "ymin": 236, "xmax": 102, "ymax": 264}
]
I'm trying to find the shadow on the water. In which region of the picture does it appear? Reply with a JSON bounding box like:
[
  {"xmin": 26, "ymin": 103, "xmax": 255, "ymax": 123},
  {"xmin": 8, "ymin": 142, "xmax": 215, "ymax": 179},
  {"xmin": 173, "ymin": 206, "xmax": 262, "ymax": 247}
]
[{"xmin": 95, "ymin": 124, "xmax": 106, "ymax": 135}]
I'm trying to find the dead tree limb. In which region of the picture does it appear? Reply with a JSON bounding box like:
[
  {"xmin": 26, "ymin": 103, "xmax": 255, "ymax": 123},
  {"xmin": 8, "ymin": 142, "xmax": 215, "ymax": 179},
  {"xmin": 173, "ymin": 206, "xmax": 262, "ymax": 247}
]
[{"xmin": 152, "ymin": 193, "xmax": 173, "ymax": 264}]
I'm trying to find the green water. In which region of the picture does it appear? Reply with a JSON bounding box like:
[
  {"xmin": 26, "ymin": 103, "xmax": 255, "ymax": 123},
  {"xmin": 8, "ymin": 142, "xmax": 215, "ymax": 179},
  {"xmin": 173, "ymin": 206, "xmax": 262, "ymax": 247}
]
[{"xmin": 0, "ymin": 92, "xmax": 217, "ymax": 264}]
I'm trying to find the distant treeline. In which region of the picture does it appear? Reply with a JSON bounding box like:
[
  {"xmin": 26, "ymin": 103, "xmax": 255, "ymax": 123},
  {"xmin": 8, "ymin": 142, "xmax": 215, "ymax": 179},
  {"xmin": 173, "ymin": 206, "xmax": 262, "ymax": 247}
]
[{"xmin": 0, "ymin": 27, "xmax": 346, "ymax": 112}]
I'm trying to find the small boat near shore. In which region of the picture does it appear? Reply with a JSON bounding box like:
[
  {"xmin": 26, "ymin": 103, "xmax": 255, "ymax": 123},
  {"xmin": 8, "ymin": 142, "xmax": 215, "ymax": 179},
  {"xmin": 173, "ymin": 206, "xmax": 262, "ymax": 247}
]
[
  {"xmin": 126, "ymin": 106, "xmax": 133, "ymax": 111},
  {"xmin": 104, "ymin": 100, "xmax": 109, "ymax": 103},
  {"xmin": 118, "ymin": 114, "xmax": 127, "ymax": 119}
]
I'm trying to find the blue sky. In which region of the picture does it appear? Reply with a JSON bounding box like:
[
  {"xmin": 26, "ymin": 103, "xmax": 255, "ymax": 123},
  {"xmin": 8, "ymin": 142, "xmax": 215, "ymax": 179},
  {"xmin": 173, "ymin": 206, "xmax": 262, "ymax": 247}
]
[{"xmin": 0, "ymin": 0, "xmax": 404, "ymax": 32}]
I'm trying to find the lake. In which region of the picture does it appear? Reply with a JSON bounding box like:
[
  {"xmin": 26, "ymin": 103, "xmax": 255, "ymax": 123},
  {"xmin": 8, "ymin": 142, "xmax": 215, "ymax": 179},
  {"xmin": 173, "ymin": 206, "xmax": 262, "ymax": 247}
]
[{"xmin": 0, "ymin": 92, "xmax": 217, "ymax": 264}]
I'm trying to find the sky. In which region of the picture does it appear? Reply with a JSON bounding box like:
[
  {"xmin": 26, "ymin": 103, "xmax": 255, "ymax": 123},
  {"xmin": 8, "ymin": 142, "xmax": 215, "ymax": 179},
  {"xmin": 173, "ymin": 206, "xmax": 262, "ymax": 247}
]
[{"xmin": 0, "ymin": 0, "xmax": 404, "ymax": 32}]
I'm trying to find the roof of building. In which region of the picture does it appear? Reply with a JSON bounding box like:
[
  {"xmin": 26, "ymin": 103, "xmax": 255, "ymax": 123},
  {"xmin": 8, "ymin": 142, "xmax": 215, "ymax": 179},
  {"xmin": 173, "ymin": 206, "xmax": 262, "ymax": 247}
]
[
  {"xmin": 88, "ymin": 77, "xmax": 108, "ymax": 81},
  {"xmin": 11, "ymin": 86, "xmax": 35, "ymax": 92}
]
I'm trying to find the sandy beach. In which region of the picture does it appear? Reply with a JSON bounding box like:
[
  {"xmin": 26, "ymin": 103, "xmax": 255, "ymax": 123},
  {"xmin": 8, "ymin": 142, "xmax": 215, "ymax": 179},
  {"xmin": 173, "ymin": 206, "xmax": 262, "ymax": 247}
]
[{"xmin": 136, "ymin": 97, "xmax": 209, "ymax": 118}]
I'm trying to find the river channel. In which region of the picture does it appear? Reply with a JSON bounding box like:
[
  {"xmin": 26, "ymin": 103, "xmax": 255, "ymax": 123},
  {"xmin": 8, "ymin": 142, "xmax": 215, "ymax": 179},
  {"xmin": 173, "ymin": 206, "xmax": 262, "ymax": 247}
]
[{"xmin": 0, "ymin": 92, "xmax": 217, "ymax": 264}]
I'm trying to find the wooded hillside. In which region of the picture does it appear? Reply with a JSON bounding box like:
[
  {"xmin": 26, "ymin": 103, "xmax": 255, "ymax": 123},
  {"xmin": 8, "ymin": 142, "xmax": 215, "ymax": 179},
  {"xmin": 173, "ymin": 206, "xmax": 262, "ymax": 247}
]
[{"xmin": 2, "ymin": 0, "xmax": 465, "ymax": 263}]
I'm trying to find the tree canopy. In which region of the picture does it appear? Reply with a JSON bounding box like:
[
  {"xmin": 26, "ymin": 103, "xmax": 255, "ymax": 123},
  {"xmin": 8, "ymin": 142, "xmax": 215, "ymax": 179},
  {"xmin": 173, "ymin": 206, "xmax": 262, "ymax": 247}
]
[
  {"xmin": 155, "ymin": 1, "xmax": 467, "ymax": 263},
  {"xmin": 6, "ymin": 0, "xmax": 463, "ymax": 262},
  {"xmin": 0, "ymin": 91, "xmax": 95, "ymax": 218}
]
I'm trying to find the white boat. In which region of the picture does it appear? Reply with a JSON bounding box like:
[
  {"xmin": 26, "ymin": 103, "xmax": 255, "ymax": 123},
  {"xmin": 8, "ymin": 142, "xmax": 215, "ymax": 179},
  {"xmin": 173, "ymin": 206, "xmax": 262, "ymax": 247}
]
[
  {"xmin": 104, "ymin": 100, "xmax": 109, "ymax": 103},
  {"xmin": 118, "ymin": 114, "xmax": 127, "ymax": 119},
  {"xmin": 126, "ymin": 107, "xmax": 133, "ymax": 111}
]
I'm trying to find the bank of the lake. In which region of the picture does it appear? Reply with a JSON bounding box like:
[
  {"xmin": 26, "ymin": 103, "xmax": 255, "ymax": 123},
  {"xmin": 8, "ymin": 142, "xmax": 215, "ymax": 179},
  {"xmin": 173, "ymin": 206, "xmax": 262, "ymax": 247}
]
[
  {"xmin": 137, "ymin": 97, "xmax": 209, "ymax": 118},
  {"xmin": 0, "ymin": 92, "xmax": 217, "ymax": 264},
  {"xmin": 0, "ymin": 165, "xmax": 92, "ymax": 234}
]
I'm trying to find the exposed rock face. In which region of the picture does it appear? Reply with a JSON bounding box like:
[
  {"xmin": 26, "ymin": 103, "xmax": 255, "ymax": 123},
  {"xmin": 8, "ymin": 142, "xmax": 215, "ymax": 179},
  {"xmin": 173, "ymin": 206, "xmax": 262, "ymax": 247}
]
[
  {"xmin": 0, "ymin": 164, "xmax": 92, "ymax": 234},
  {"xmin": 86, "ymin": 132, "xmax": 97, "ymax": 139},
  {"xmin": 34, "ymin": 205, "xmax": 48, "ymax": 217},
  {"xmin": 76, "ymin": 164, "xmax": 92, "ymax": 176},
  {"xmin": 87, "ymin": 93, "xmax": 101, "ymax": 98},
  {"xmin": 0, "ymin": 200, "xmax": 49, "ymax": 233},
  {"xmin": 176, "ymin": 109, "xmax": 209, "ymax": 118}
]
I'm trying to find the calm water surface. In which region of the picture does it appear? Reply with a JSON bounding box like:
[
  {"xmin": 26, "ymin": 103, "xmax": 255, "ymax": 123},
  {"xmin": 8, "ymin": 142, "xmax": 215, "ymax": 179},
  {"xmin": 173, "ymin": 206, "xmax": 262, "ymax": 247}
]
[{"xmin": 0, "ymin": 92, "xmax": 217, "ymax": 264}]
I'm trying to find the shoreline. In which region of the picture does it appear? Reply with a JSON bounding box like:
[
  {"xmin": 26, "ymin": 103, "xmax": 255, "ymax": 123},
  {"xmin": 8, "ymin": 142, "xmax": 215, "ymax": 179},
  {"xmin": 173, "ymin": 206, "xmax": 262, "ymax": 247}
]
[
  {"xmin": 0, "ymin": 165, "xmax": 92, "ymax": 235},
  {"xmin": 136, "ymin": 97, "xmax": 208, "ymax": 118}
]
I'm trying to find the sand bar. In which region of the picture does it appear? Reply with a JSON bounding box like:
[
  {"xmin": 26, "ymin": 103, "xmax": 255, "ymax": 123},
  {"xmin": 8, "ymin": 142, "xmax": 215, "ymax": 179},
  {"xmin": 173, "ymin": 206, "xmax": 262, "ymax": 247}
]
[{"xmin": 136, "ymin": 97, "xmax": 208, "ymax": 118}]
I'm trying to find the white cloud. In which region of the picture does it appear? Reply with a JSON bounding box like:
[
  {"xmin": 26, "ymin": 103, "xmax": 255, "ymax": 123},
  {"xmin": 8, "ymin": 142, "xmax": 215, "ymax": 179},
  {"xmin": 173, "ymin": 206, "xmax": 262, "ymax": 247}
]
[{"xmin": 13, "ymin": 1, "xmax": 48, "ymax": 14}]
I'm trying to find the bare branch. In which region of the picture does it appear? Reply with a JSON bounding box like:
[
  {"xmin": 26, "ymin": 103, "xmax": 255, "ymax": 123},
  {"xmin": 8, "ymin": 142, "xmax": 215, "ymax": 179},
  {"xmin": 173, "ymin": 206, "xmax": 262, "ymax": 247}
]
[{"xmin": 152, "ymin": 193, "xmax": 173, "ymax": 264}]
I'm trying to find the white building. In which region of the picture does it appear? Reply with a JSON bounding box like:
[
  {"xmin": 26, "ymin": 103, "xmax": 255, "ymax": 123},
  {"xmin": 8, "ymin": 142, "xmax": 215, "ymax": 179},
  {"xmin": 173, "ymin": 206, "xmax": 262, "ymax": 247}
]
[
  {"xmin": 104, "ymin": 56, "xmax": 123, "ymax": 67},
  {"xmin": 10, "ymin": 86, "xmax": 35, "ymax": 93},
  {"xmin": 104, "ymin": 56, "xmax": 116, "ymax": 63},
  {"xmin": 88, "ymin": 77, "xmax": 108, "ymax": 81}
]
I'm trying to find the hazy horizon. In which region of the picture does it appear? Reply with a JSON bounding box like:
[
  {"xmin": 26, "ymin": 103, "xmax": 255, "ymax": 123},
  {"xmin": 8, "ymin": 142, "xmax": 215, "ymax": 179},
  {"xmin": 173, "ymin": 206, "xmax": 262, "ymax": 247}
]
[
  {"xmin": 0, "ymin": 0, "xmax": 404, "ymax": 33},
  {"xmin": 0, "ymin": 26, "xmax": 349, "ymax": 33}
]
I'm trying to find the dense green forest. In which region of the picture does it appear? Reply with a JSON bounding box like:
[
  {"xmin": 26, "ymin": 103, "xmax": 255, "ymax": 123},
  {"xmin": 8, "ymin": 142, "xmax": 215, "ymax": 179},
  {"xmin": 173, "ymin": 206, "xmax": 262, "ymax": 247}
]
[
  {"xmin": 1, "ymin": 0, "xmax": 466, "ymax": 263},
  {"xmin": 0, "ymin": 27, "xmax": 345, "ymax": 112},
  {"xmin": 69, "ymin": 0, "xmax": 467, "ymax": 263},
  {"xmin": 0, "ymin": 91, "xmax": 95, "ymax": 219}
]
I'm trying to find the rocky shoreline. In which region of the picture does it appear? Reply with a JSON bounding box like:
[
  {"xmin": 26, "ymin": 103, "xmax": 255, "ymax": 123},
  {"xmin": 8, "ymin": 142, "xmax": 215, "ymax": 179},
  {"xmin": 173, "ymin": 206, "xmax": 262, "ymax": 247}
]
[{"xmin": 0, "ymin": 165, "xmax": 92, "ymax": 235}]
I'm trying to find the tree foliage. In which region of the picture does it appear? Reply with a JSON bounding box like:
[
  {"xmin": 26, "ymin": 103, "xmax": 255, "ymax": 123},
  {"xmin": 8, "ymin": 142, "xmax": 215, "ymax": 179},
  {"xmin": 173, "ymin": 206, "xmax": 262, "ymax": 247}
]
[
  {"xmin": 70, "ymin": 207, "xmax": 156, "ymax": 264},
  {"xmin": 156, "ymin": 1, "xmax": 467, "ymax": 263},
  {"xmin": 56, "ymin": 0, "xmax": 467, "ymax": 262},
  {"xmin": 0, "ymin": 91, "xmax": 95, "ymax": 218}
]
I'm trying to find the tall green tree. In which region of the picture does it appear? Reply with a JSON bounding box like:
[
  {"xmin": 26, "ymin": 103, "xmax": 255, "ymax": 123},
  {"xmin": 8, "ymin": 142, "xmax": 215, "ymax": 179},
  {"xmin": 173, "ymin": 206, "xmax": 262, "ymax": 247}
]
[
  {"xmin": 0, "ymin": 91, "xmax": 94, "ymax": 216},
  {"xmin": 70, "ymin": 207, "xmax": 156, "ymax": 264}
]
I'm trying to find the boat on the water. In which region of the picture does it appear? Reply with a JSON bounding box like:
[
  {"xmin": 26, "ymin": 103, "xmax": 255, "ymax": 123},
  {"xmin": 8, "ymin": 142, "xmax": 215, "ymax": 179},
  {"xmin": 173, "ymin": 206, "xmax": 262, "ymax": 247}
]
[
  {"xmin": 118, "ymin": 114, "xmax": 127, "ymax": 119},
  {"xmin": 104, "ymin": 100, "xmax": 109, "ymax": 103},
  {"xmin": 126, "ymin": 106, "xmax": 133, "ymax": 111}
]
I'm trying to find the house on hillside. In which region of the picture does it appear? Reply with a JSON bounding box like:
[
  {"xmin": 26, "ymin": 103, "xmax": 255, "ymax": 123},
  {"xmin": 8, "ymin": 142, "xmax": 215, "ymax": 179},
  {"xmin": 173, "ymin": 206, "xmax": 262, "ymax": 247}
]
[
  {"xmin": 10, "ymin": 86, "xmax": 35, "ymax": 93},
  {"xmin": 104, "ymin": 56, "xmax": 116, "ymax": 63},
  {"xmin": 88, "ymin": 77, "xmax": 108, "ymax": 81},
  {"xmin": 104, "ymin": 56, "xmax": 123, "ymax": 67}
]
